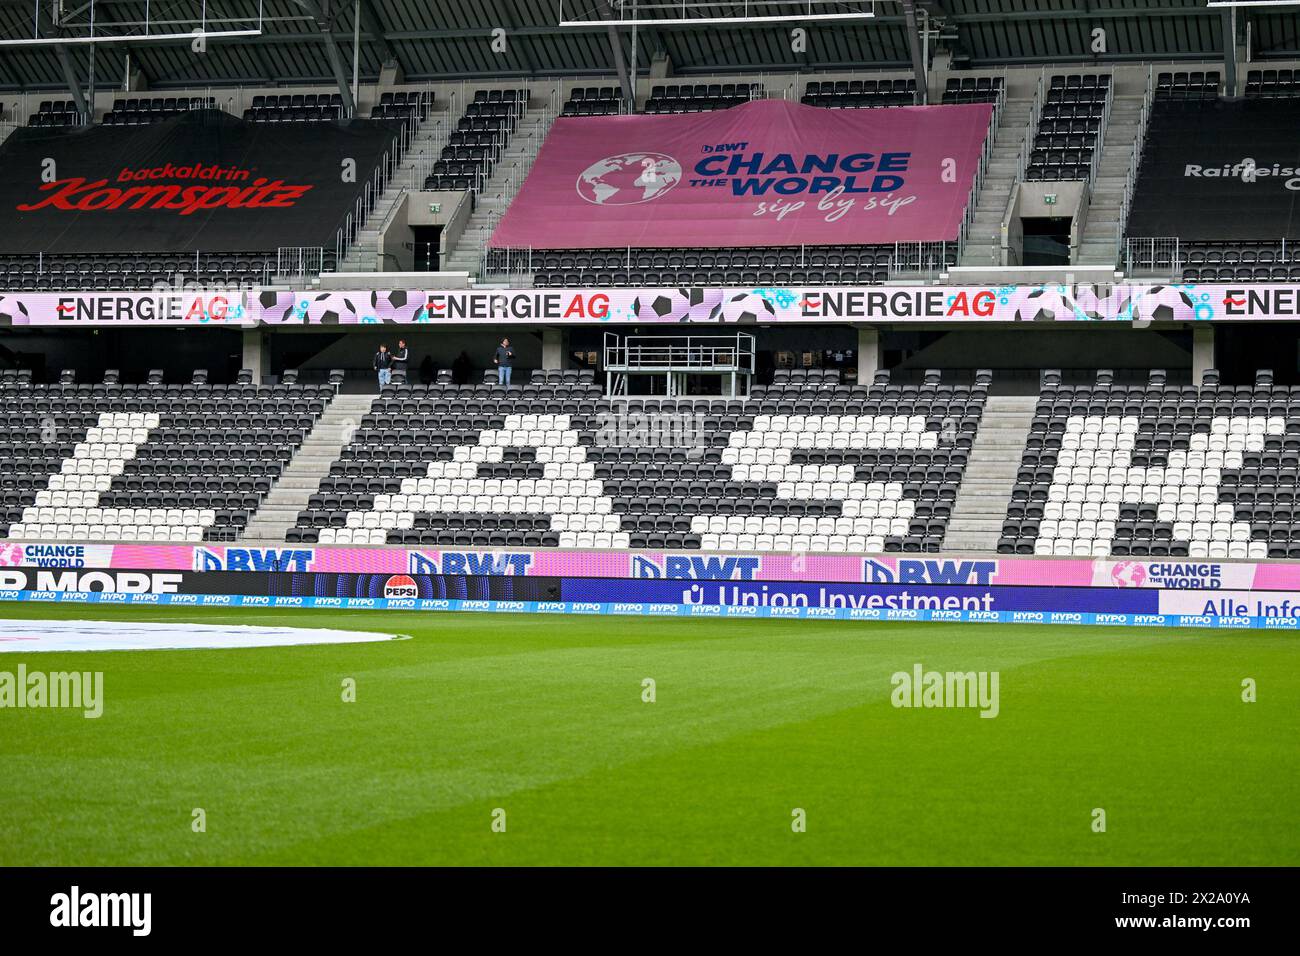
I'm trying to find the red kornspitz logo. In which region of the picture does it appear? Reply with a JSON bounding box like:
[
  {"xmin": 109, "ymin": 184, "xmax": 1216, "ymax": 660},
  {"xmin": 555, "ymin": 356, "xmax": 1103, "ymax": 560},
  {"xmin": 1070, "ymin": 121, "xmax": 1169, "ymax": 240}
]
[{"xmin": 17, "ymin": 163, "xmax": 313, "ymax": 216}]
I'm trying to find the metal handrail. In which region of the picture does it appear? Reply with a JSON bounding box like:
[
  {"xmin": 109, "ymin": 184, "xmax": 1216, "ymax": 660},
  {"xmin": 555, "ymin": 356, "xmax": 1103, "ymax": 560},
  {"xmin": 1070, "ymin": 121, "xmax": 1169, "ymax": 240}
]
[{"xmin": 1117, "ymin": 65, "xmax": 1156, "ymax": 248}]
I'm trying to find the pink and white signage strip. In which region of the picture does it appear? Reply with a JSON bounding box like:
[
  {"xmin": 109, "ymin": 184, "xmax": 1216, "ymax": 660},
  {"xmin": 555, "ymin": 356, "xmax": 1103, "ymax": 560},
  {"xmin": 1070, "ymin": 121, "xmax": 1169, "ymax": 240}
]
[
  {"xmin": 5, "ymin": 284, "xmax": 1300, "ymax": 326},
  {"xmin": 4, "ymin": 542, "xmax": 1300, "ymax": 592},
  {"xmin": 488, "ymin": 99, "xmax": 994, "ymax": 249}
]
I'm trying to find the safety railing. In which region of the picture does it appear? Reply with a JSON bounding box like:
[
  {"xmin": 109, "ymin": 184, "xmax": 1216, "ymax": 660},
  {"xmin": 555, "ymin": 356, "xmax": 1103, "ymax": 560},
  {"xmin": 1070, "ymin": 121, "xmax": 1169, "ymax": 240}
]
[
  {"xmin": 957, "ymin": 81, "xmax": 1008, "ymax": 258},
  {"xmin": 1117, "ymin": 66, "xmax": 1156, "ymax": 249},
  {"xmin": 1015, "ymin": 70, "xmax": 1047, "ymax": 183},
  {"xmin": 604, "ymin": 332, "xmax": 756, "ymax": 374},
  {"xmin": 1086, "ymin": 79, "xmax": 1115, "ymax": 189},
  {"xmin": 1122, "ymin": 237, "xmax": 1182, "ymax": 274},
  {"xmin": 479, "ymin": 241, "xmax": 956, "ymax": 286}
]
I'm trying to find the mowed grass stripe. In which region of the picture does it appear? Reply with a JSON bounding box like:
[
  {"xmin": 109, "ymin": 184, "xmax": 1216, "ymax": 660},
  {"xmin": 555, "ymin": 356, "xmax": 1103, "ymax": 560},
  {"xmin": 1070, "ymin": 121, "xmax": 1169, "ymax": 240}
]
[{"xmin": 0, "ymin": 605, "xmax": 1294, "ymax": 865}]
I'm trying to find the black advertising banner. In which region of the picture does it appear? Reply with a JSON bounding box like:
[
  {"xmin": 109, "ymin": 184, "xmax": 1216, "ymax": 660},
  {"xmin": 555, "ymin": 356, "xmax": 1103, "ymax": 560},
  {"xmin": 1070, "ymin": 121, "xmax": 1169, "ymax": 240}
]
[
  {"xmin": 1125, "ymin": 99, "xmax": 1300, "ymax": 240},
  {"xmin": 0, "ymin": 110, "xmax": 400, "ymax": 254}
]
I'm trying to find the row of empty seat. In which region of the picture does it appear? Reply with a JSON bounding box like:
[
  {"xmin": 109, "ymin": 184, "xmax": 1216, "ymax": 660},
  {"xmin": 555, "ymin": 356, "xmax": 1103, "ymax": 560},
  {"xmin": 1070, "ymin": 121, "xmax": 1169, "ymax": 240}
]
[
  {"xmin": 1025, "ymin": 74, "xmax": 1109, "ymax": 182},
  {"xmin": 0, "ymin": 253, "xmax": 288, "ymax": 292},
  {"xmin": 802, "ymin": 79, "xmax": 916, "ymax": 109},
  {"xmin": 1000, "ymin": 368, "xmax": 1300, "ymax": 558},
  {"xmin": 504, "ymin": 243, "xmax": 955, "ymax": 286},
  {"xmin": 291, "ymin": 369, "xmax": 984, "ymax": 552},
  {"xmin": 424, "ymin": 90, "xmax": 527, "ymax": 192},
  {"xmin": 1, "ymin": 371, "xmax": 333, "ymax": 543}
]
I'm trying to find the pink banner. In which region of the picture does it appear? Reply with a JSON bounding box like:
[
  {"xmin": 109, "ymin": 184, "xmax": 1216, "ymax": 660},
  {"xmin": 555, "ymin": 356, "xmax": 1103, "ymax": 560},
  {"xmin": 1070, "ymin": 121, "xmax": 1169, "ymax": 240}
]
[
  {"xmin": 1, "ymin": 542, "xmax": 1298, "ymax": 592},
  {"xmin": 489, "ymin": 99, "xmax": 993, "ymax": 249}
]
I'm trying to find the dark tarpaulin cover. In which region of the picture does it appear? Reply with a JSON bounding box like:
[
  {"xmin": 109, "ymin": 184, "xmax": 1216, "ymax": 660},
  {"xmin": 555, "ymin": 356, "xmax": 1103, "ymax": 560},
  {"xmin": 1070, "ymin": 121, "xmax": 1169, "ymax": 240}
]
[
  {"xmin": 1124, "ymin": 98, "xmax": 1300, "ymax": 241},
  {"xmin": 0, "ymin": 109, "xmax": 400, "ymax": 254}
]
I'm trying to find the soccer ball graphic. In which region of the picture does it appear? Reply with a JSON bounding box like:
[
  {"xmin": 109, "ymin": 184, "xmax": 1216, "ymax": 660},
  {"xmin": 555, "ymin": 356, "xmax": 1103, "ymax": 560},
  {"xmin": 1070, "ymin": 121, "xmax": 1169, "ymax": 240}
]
[
  {"xmin": 711, "ymin": 291, "xmax": 777, "ymax": 324},
  {"xmin": 1122, "ymin": 286, "xmax": 1195, "ymax": 324},
  {"xmin": 635, "ymin": 288, "xmax": 714, "ymax": 322},
  {"xmin": 576, "ymin": 153, "xmax": 682, "ymax": 205}
]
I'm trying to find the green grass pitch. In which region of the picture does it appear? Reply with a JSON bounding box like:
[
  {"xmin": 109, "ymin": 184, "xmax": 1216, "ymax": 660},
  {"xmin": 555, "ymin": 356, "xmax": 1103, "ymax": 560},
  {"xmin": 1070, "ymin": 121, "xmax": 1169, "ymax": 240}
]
[{"xmin": 0, "ymin": 603, "xmax": 1295, "ymax": 866}]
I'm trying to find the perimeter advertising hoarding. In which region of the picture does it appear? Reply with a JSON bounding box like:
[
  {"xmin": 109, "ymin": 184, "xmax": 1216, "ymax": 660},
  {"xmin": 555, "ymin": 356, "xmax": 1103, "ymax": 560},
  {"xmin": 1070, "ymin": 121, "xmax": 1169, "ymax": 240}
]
[
  {"xmin": 2, "ymin": 545, "xmax": 1299, "ymax": 628},
  {"xmin": 5, "ymin": 283, "xmax": 1300, "ymax": 327}
]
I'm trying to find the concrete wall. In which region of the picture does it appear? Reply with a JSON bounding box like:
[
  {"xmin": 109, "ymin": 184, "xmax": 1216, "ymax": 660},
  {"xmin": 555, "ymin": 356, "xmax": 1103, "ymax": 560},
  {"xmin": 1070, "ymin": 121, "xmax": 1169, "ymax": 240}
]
[{"xmin": 377, "ymin": 190, "xmax": 473, "ymax": 274}]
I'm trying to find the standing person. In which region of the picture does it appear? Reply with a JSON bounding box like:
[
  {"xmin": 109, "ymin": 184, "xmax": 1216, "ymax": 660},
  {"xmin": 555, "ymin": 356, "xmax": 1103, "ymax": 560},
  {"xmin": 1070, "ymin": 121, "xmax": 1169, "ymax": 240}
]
[
  {"xmin": 392, "ymin": 339, "xmax": 410, "ymax": 377},
  {"xmin": 373, "ymin": 343, "xmax": 393, "ymax": 389},
  {"xmin": 493, "ymin": 337, "xmax": 514, "ymax": 386}
]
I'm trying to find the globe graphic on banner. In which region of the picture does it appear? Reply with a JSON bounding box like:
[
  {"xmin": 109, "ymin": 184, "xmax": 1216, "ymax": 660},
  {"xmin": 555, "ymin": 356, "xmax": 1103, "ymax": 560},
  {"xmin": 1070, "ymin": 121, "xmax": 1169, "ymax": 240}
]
[{"xmin": 576, "ymin": 152, "xmax": 682, "ymax": 205}]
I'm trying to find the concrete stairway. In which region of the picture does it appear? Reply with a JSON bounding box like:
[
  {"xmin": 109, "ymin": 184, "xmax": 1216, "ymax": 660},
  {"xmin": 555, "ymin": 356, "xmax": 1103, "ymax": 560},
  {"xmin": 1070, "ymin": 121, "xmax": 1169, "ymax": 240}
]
[
  {"xmin": 338, "ymin": 116, "xmax": 447, "ymax": 273},
  {"xmin": 239, "ymin": 393, "xmax": 377, "ymax": 543},
  {"xmin": 443, "ymin": 102, "xmax": 556, "ymax": 279},
  {"xmin": 1077, "ymin": 94, "xmax": 1147, "ymax": 266},
  {"xmin": 958, "ymin": 98, "xmax": 1035, "ymax": 267},
  {"xmin": 943, "ymin": 396, "xmax": 1037, "ymax": 552}
]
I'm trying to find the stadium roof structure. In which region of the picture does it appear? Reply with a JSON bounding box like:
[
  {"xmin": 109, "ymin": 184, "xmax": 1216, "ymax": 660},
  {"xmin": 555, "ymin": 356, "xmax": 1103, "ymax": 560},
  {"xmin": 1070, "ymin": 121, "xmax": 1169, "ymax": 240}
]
[{"xmin": 0, "ymin": 0, "xmax": 1298, "ymax": 95}]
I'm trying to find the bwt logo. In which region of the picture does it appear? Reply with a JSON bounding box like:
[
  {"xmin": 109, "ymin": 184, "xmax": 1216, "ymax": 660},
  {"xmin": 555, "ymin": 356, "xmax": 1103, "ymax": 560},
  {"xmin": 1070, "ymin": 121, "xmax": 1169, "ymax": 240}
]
[
  {"xmin": 408, "ymin": 552, "xmax": 532, "ymax": 576},
  {"xmin": 195, "ymin": 548, "xmax": 315, "ymax": 572},
  {"xmin": 864, "ymin": 559, "xmax": 998, "ymax": 586},
  {"xmin": 632, "ymin": 555, "xmax": 761, "ymax": 580}
]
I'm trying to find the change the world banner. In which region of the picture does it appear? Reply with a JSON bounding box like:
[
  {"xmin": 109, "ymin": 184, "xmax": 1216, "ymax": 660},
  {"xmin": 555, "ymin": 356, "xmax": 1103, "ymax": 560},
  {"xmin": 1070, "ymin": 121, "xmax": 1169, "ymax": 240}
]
[{"xmin": 489, "ymin": 99, "xmax": 993, "ymax": 249}]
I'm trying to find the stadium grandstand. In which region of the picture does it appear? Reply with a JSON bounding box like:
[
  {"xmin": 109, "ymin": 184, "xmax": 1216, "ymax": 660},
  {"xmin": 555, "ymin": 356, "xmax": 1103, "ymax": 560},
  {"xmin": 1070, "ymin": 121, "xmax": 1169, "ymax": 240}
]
[
  {"xmin": 3, "ymin": 0, "xmax": 1300, "ymax": 888},
  {"xmin": 1, "ymin": 0, "xmax": 1300, "ymax": 566}
]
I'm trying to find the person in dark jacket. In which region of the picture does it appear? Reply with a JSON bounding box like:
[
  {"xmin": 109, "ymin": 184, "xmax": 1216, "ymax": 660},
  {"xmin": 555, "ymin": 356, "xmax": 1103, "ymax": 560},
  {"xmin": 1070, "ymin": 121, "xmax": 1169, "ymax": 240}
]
[
  {"xmin": 373, "ymin": 344, "xmax": 393, "ymax": 388},
  {"xmin": 392, "ymin": 339, "xmax": 409, "ymax": 375},
  {"xmin": 493, "ymin": 338, "xmax": 514, "ymax": 386}
]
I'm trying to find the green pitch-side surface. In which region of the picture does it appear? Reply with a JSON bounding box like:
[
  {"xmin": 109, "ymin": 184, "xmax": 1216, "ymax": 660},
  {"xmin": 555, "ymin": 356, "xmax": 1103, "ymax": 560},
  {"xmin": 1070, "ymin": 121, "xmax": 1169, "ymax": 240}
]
[{"xmin": 0, "ymin": 603, "xmax": 1295, "ymax": 866}]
